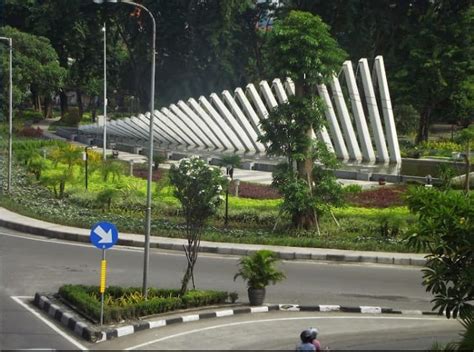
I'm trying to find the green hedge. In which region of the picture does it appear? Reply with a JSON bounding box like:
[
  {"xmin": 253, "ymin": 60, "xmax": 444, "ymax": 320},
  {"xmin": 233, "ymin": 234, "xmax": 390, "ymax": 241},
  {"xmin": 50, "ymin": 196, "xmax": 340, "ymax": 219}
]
[{"xmin": 58, "ymin": 285, "xmax": 237, "ymax": 324}]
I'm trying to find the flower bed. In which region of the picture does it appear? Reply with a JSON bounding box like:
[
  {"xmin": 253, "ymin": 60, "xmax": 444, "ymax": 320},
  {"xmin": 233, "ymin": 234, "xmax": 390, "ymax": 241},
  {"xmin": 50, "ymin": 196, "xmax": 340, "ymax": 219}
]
[{"xmin": 345, "ymin": 186, "xmax": 407, "ymax": 208}]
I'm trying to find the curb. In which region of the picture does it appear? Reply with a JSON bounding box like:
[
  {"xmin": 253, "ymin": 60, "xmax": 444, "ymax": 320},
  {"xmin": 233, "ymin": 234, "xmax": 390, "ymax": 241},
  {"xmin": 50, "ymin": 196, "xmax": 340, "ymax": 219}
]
[
  {"xmin": 0, "ymin": 215, "xmax": 427, "ymax": 267},
  {"xmin": 33, "ymin": 293, "xmax": 441, "ymax": 343}
]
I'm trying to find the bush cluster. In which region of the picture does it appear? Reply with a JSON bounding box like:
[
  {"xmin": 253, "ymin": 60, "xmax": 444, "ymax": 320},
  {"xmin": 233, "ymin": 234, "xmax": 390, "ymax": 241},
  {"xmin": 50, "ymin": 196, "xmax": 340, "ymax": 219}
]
[
  {"xmin": 20, "ymin": 110, "xmax": 43, "ymax": 123},
  {"xmin": 58, "ymin": 285, "xmax": 237, "ymax": 324}
]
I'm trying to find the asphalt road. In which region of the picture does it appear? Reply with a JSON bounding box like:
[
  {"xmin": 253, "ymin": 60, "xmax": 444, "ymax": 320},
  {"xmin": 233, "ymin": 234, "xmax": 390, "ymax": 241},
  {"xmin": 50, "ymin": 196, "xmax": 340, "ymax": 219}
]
[
  {"xmin": 0, "ymin": 226, "xmax": 450, "ymax": 350},
  {"xmin": 102, "ymin": 311, "xmax": 461, "ymax": 350}
]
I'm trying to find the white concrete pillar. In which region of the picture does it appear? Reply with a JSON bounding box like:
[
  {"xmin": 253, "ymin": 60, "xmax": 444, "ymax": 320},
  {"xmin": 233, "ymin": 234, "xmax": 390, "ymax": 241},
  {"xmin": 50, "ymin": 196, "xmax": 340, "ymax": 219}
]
[
  {"xmin": 284, "ymin": 77, "xmax": 295, "ymax": 96},
  {"xmin": 330, "ymin": 74, "xmax": 362, "ymax": 161},
  {"xmin": 187, "ymin": 98, "xmax": 234, "ymax": 150},
  {"xmin": 198, "ymin": 96, "xmax": 243, "ymax": 151},
  {"xmin": 131, "ymin": 115, "xmax": 168, "ymax": 145},
  {"xmin": 343, "ymin": 61, "xmax": 376, "ymax": 162},
  {"xmin": 374, "ymin": 56, "xmax": 401, "ymax": 163},
  {"xmin": 259, "ymin": 80, "xmax": 278, "ymax": 110},
  {"xmin": 169, "ymin": 104, "xmax": 213, "ymax": 148},
  {"xmin": 234, "ymin": 87, "xmax": 265, "ymax": 137},
  {"xmin": 152, "ymin": 110, "xmax": 189, "ymax": 146},
  {"xmin": 147, "ymin": 112, "xmax": 183, "ymax": 146},
  {"xmin": 177, "ymin": 100, "xmax": 221, "ymax": 149},
  {"xmin": 161, "ymin": 108, "xmax": 201, "ymax": 147},
  {"xmin": 358, "ymin": 58, "xmax": 389, "ymax": 162},
  {"xmin": 272, "ymin": 78, "xmax": 288, "ymax": 103},
  {"xmin": 245, "ymin": 83, "xmax": 269, "ymax": 121},
  {"xmin": 222, "ymin": 90, "xmax": 265, "ymax": 152},
  {"xmin": 317, "ymin": 84, "xmax": 348, "ymax": 159},
  {"xmin": 210, "ymin": 93, "xmax": 255, "ymax": 152}
]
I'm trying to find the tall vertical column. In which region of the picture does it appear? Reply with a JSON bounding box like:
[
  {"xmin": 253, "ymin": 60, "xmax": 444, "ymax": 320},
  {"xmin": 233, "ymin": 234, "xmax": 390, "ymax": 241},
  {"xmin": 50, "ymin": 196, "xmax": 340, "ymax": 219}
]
[
  {"xmin": 359, "ymin": 59, "xmax": 389, "ymax": 162},
  {"xmin": 330, "ymin": 74, "xmax": 362, "ymax": 161},
  {"xmin": 343, "ymin": 61, "xmax": 376, "ymax": 162},
  {"xmin": 374, "ymin": 56, "xmax": 401, "ymax": 163},
  {"xmin": 317, "ymin": 84, "xmax": 347, "ymax": 159}
]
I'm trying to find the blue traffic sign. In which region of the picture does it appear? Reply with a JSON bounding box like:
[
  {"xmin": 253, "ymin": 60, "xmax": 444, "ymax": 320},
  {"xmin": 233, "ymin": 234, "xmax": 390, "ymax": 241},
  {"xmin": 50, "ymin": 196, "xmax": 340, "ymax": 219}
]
[{"xmin": 90, "ymin": 222, "xmax": 119, "ymax": 250}]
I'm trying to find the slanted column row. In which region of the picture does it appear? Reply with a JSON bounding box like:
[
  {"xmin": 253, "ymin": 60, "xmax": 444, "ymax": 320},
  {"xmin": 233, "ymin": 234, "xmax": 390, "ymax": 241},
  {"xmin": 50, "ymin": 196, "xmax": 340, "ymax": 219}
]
[{"xmin": 78, "ymin": 57, "xmax": 400, "ymax": 163}]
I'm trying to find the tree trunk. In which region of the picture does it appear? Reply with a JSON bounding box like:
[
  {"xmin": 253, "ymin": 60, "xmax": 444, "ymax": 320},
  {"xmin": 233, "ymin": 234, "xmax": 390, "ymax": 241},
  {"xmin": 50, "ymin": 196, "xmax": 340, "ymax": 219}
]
[
  {"xmin": 76, "ymin": 89, "xmax": 84, "ymax": 118},
  {"xmin": 416, "ymin": 106, "xmax": 432, "ymax": 144},
  {"xmin": 59, "ymin": 90, "xmax": 68, "ymax": 118},
  {"xmin": 36, "ymin": 96, "xmax": 42, "ymax": 114},
  {"xmin": 44, "ymin": 95, "xmax": 53, "ymax": 119},
  {"xmin": 293, "ymin": 79, "xmax": 316, "ymax": 229},
  {"xmin": 91, "ymin": 96, "xmax": 98, "ymax": 123},
  {"xmin": 180, "ymin": 227, "xmax": 202, "ymax": 295}
]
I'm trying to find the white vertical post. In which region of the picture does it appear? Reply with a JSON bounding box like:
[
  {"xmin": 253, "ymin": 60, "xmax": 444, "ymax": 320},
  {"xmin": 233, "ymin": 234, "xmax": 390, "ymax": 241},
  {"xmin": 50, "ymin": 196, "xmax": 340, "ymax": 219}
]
[
  {"xmin": 343, "ymin": 61, "xmax": 375, "ymax": 162},
  {"xmin": 374, "ymin": 56, "xmax": 401, "ymax": 163},
  {"xmin": 358, "ymin": 59, "xmax": 389, "ymax": 162},
  {"xmin": 317, "ymin": 84, "xmax": 348, "ymax": 159},
  {"xmin": 330, "ymin": 74, "xmax": 362, "ymax": 161}
]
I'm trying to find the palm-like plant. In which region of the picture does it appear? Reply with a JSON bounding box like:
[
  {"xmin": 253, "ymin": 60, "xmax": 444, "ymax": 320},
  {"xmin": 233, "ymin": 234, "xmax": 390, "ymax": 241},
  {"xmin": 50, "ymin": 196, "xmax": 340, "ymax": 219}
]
[{"xmin": 234, "ymin": 250, "xmax": 286, "ymax": 289}]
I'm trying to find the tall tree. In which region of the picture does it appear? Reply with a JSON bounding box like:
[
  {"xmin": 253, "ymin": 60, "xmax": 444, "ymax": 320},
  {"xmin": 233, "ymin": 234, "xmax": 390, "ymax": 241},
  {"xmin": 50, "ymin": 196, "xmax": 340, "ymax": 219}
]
[
  {"xmin": 261, "ymin": 11, "xmax": 345, "ymax": 229},
  {"xmin": 392, "ymin": 0, "xmax": 473, "ymax": 143},
  {"xmin": 0, "ymin": 26, "xmax": 66, "ymax": 117}
]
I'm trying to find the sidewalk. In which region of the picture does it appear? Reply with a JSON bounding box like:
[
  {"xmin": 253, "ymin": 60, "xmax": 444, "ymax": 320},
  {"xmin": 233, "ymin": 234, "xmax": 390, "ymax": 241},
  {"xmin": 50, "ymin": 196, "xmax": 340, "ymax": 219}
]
[{"xmin": 0, "ymin": 207, "xmax": 426, "ymax": 266}]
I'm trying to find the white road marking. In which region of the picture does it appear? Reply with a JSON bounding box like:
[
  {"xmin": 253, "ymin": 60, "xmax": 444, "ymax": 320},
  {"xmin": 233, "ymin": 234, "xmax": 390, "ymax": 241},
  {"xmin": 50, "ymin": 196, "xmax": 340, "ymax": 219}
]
[
  {"xmin": 125, "ymin": 315, "xmax": 454, "ymax": 350},
  {"xmin": 10, "ymin": 296, "xmax": 88, "ymax": 351}
]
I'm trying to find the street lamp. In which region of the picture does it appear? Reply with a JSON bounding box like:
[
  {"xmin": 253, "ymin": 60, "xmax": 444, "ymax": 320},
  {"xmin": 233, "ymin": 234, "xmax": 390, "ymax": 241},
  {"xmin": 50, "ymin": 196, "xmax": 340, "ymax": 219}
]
[
  {"xmin": 102, "ymin": 23, "xmax": 107, "ymax": 161},
  {"xmin": 93, "ymin": 0, "xmax": 156, "ymax": 299},
  {"xmin": 0, "ymin": 37, "xmax": 13, "ymax": 193}
]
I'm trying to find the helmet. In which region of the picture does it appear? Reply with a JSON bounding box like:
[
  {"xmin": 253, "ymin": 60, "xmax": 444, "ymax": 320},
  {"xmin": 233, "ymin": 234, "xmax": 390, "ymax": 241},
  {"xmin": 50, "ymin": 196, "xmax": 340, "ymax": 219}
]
[
  {"xmin": 310, "ymin": 327, "xmax": 319, "ymax": 339},
  {"xmin": 300, "ymin": 328, "xmax": 317, "ymax": 343}
]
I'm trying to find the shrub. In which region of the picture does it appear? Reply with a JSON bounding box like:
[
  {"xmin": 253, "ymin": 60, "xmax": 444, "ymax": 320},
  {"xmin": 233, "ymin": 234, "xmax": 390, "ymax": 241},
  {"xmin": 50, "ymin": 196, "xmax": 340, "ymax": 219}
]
[
  {"xmin": 420, "ymin": 140, "xmax": 463, "ymax": 157},
  {"xmin": 62, "ymin": 107, "xmax": 81, "ymax": 126},
  {"xmin": 58, "ymin": 284, "xmax": 236, "ymax": 324},
  {"xmin": 20, "ymin": 110, "xmax": 43, "ymax": 123},
  {"xmin": 342, "ymin": 184, "xmax": 363, "ymax": 194},
  {"xmin": 406, "ymin": 187, "xmax": 473, "ymax": 320}
]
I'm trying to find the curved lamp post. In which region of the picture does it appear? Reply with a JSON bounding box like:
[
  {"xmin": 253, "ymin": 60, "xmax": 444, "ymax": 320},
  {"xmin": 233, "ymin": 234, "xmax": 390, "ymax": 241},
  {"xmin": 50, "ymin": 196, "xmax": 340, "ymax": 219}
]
[
  {"xmin": 0, "ymin": 36, "xmax": 12, "ymax": 194},
  {"xmin": 93, "ymin": 0, "xmax": 156, "ymax": 298}
]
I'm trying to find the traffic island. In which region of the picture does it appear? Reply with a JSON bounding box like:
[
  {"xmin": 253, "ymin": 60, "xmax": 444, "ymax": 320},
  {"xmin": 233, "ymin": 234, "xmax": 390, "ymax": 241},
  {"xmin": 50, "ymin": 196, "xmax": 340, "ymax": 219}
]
[{"xmin": 32, "ymin": 292, "xmax": 442, "ymax": 343}]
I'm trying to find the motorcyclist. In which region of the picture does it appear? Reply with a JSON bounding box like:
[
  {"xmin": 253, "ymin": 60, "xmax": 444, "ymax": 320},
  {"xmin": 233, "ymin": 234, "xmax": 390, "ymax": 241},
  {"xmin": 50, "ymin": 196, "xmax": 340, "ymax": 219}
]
[{"xmin": 296, "ymin": 328, "xmax": 318, "ymax": 351}]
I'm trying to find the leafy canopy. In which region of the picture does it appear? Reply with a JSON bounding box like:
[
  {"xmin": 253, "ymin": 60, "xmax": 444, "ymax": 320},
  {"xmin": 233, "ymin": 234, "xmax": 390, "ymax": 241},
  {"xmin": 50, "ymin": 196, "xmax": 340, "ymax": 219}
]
[
  {"xmin": 406, "ymin": 187, "xmax": 473, "ymax": 320},
  {"xmin": 264, "ymin": 10, "xmax": 347, "ymax": 85}
]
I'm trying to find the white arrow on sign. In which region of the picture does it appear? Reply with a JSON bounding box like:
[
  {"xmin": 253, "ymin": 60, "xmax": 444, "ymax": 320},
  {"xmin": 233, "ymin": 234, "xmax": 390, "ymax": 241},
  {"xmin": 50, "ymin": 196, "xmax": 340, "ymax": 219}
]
[{"xmin": 94, "ymin": 225, "xmax": 112, "ymax": 243}]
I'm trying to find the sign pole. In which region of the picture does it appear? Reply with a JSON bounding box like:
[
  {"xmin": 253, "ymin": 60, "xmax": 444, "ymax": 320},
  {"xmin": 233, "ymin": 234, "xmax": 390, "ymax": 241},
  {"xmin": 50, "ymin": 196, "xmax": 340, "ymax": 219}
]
[
  {"xmin": 90, "ymin": 221, "xmax": 118, "ymax": 326},
  {"xmin": 100, "ymin": 249, "xmax": 106, "ymax": 326}
]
